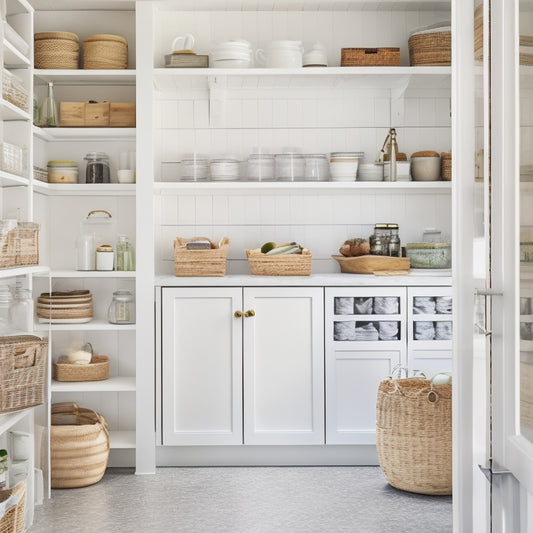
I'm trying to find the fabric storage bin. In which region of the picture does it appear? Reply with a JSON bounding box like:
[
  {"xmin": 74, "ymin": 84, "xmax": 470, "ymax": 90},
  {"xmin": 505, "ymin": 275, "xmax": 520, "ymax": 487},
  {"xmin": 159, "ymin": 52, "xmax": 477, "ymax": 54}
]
[
  {"xmin": 0, "ymin": 335, "xmax": 48, "ymax": 414},
  {"xmin": 408, "ymin": 26, "xmax": 451, "ymax": 66},
  {"xmin": 246, "ymin": 248, "xmax": 312, "ymax": 276},
  {"xmin": 174, "ymin": 237, "xmax": 230, "ymax": 276},
  {"xmin": 376, "ymin": 377, "xmax": 452, "ymax": 495},
  {"xmin": 34, "ymin": 31, "xmax": 79, "ymax": 69},
  {"xmin": 341, "ymin": 47, "xmax": 401, "ymax": 66},
  {"xmin": 50, "ymin": 403, "xmax": 109, "ymax": 488},
  {"xmin": 82, "ymin": 34, "xmax": 128, "ymax": 69},
  {"xmin": 0, "ymin": 482, "xmax": 25, "ymax": 533}
]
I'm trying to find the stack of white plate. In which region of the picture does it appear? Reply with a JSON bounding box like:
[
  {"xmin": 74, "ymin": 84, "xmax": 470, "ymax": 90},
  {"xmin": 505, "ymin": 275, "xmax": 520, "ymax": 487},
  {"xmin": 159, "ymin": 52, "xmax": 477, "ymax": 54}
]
[
  {"xmin": 357, "ymin": 163, "xmax": 384, "ymax": 182},
  {"xmin": 210, "ymin": 40, "xmax": 254, "ymax": 68},
  {"xmin": 330, "ymin": 152, "xmax": 363, "ymax": 182}
]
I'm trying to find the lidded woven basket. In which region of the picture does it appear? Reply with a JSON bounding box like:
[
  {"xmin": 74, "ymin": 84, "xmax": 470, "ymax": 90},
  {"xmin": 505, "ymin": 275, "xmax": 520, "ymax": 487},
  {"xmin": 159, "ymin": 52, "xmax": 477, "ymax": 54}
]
[
  {"xmin": 82, "ymin": 34, "xmax": 128, "ymax": 69},
  {"xmin": 376, "ymin": 377, "xmax": 452, "ymax": 495},
  {"xmin": 34, "ymin": 31, "xmax": 79, "ymax": 69},
  {"xmin": 408, "ymin": 26, "xmax": 451, "ymax": 66}
]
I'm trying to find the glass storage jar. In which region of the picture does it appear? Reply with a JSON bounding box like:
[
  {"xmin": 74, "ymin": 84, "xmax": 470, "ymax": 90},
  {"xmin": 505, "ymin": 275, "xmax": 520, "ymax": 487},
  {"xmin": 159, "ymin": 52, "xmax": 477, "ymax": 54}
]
[
  {"xmin": 9, "ymin": 287, "xmax": 33, "ymax": 332},
  {"xmin": 108, "ymin": 290, "xmax": 135, "ymax": 324},
  {"xmin": 304, "ymin": 154, "xmax": 329, "ymax": 181},
  {"xmin": 275, "ymin": 152, "xmax": 305, "ymax": 181},
  {"xmin": 84, "ymin": 152, "xmax": 110, "ymax": 184},
  {"xmin": 209, "ymin": 156, "xmax": 240, "ymax": 181},
  {"xmin": 116, "ymin": 235, "xmax": 135, "ymax": 271},
  {"xmin": 246, "ymin": 153, "xmax": 275, "ymax": 181},
  {"xmin": 180, "ymin": 154, "xmax": 209, "ymax": 181}
]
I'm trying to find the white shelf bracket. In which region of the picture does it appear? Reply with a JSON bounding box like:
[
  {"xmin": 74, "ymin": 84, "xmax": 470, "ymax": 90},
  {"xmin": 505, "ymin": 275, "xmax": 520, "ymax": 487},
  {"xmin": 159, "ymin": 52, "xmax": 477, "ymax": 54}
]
[{"xmin": 208, "ymin": 75, "xmax": 227, "ymax": 128}]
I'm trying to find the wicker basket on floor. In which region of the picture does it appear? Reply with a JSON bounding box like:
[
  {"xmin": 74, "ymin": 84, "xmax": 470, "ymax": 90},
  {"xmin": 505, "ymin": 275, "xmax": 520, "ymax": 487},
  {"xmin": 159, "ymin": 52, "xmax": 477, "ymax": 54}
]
[
  {"xmin": 376, "ymin": 377, "xmax": 452, "ymax": 495},
  {"xmin": 51, "ymin": 402, "xmax": 110, "ymax": 488},
  {"xmin": 0, "ymin": 482, "xmax": 25, "ymax": 533}
]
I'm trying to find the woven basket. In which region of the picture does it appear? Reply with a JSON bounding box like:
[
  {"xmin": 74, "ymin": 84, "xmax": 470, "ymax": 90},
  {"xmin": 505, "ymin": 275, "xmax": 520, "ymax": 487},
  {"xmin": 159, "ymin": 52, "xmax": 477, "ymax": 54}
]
[
  {"xmin": 34, "ymin": 31, "xmax": 79, "ymax": 69},
  {"xmin": 474, "ymin": 4, "xmax": 483, "ymax": 62},
  {"xmin": 246, "ymin": 248, "xmax": 312, "ymax": 276},
  {"xmin": 0, "ymin": 222, "xmax": 39, "ymax": 269},
  {"xmin": 174, "ymin": 237, "xmax": 230, "ymax": 277},
  {"xmin": 0, "ymin": 482, "xmax": 25, "ymax": 533},
  {"xmin": 53, "ymin": 355, "xmax": 110, "ymax": 382},
  {"xmin": 51, "ymin": 402, "xmax": 110, "ymax": 488},
  {"xmin": 408, "ymin": 30, "xmax": 451, "ymax": 66},
  {"xmin": 441, "ymin": 152, "xmax": 452, "ymax": 181},
  {"xmin": 376, "ymin": 377, "xmax": 452, "ymax": 495},
  {"xmin": 341, "ymin": 47, "xmax": 401, "ymax": 67},
  {"xmin": 0, "ymin": 335, "xmax": 47, "ymax": 414},
  {"xmin": 82, "ymin": 34, "xmax": 128, "ymax": 69}
]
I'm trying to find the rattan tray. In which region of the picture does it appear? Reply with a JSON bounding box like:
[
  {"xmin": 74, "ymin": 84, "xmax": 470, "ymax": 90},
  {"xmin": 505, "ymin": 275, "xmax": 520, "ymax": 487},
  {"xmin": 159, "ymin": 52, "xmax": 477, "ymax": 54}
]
[
  {"xmin": 247, "ymin": 248, "xmax": 312, "ymax": 276},
  {"xmin": 174, "ymin": 237, "xmax": 230, "ymax": 276},
  {"xmin": 53, "ymin": 355, "xmax": 110, "ymax": 382}
]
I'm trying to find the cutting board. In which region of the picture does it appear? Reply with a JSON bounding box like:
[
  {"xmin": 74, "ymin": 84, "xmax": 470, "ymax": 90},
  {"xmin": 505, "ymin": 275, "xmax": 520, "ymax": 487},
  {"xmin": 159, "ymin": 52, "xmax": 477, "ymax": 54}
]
[{"xmin": 332, "ymin": 254, "xmax": 410, "ymax": 274}]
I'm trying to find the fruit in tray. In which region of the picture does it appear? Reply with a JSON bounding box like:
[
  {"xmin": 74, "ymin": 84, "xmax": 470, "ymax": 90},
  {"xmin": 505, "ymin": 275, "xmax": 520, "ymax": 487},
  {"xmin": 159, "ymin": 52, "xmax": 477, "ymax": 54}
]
[
  {"xmin": 260, "ymin": 241, "xmax": 303, "ymax": 255},
  {"xmin": 339, "ymin": 238, "xmax": 370, "ymax": 257}
]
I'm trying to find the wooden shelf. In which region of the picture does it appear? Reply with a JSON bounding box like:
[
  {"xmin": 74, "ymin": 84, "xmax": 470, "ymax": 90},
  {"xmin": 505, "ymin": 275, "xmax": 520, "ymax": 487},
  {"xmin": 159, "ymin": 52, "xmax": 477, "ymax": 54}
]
[
  {"xmin": 47, "ymin": 270, "xmax": 136, "ymax": 278},
  {"xmin": 0, "ymin": 408, "xmax": 33, "ymax": 435},
  {"xmin": 0, "ymin": 170, "xmax": 29, "ymax": 187},
  {"xmin": 0, "ymin": 98, "xmax": 30, "ymax": 120},
  {"xmin": 3, "ymin": 39, "xmax": 31, "ymax": 68}
]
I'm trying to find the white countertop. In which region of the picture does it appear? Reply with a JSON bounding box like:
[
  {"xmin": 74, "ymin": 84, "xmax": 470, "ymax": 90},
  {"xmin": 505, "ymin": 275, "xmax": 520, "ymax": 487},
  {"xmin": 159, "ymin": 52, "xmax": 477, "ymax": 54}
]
[{"xmin": 155, "ymin": 271, "xmax": 452, "ymax": 287}]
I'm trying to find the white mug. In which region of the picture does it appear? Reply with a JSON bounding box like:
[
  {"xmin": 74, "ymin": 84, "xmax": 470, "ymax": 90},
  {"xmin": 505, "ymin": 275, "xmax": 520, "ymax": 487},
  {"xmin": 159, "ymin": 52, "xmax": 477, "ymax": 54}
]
[{"xmin": 117, "ymin": 169, "xmax": 136, "ymax": 183}]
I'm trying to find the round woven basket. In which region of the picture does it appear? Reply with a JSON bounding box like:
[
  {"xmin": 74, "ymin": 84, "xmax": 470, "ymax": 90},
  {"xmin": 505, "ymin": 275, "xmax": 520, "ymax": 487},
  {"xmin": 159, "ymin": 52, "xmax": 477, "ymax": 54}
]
[
  {"xmin": 34, "ymin": 31, "xmax": 79, "ymax": 69},
  {"xmin": 82, "ymin": 34, "xmax": 128, "ymax": 69},
  {"xmin": 50, "ymin": 403, "xmax": 109, "ymax": 488},
  {"xmin": 376, "ymin": 377, "xmax": 452, "ymax": 495}
]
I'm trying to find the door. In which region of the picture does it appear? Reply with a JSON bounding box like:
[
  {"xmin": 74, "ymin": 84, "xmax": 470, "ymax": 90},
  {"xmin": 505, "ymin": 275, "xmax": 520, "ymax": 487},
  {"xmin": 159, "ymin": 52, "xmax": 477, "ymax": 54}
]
[
  {"xmin": 243, "ymin": 287, "xmax": 324, "ymax": 445},
  {"xmin": 161, "ymin": 287, "xmax": 243, "ymax": 445}
]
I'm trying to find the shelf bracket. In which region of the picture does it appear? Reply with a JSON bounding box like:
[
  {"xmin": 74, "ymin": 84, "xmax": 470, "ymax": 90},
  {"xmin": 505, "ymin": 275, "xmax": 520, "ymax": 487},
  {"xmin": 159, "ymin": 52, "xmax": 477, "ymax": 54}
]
[{"xmin": 208, "ymin": 75, "xmax": 227, "ymax": 128}]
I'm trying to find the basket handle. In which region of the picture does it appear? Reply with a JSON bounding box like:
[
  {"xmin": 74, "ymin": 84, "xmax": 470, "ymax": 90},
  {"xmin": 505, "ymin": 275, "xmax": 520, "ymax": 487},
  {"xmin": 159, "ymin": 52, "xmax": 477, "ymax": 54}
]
[
  {"xmin": 13, "ymin": 345, "xmax": 39, "ymax": 369},
  {"xmin": 51, "ymin": 402, "xmax": 80, "ymax": 415},
  {"xmin": 87, "ymin": 209, "xmax": 112, "ymax": 219},
  {"xmin": 364, "ymin": 48, "xmax": 378, "ymax": 54}
]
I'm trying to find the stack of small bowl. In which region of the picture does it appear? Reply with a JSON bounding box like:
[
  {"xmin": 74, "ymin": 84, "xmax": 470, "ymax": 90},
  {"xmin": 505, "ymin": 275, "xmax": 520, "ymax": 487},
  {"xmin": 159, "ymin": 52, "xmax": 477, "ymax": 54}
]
[
  {"xmin": 210, "ymin": 40, "xmax": 254, "ymax": 68},
  {"xmin": 329, "ymin": 152, "xmax": 364, "ymax": 182},
  {"xmin": 37, "ymin": 290, "xmax": 93, "ymax": 323}
]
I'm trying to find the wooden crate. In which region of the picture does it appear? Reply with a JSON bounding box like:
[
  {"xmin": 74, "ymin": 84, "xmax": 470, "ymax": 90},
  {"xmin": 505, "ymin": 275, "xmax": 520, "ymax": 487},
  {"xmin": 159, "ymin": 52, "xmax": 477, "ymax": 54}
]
[
  {"xmin": 59, "ymin": 102, "xmax": 135, "ymax": 127},
  {"xmin": 109, "ymin": 103, "xmax": 136, "ymax": 127}
]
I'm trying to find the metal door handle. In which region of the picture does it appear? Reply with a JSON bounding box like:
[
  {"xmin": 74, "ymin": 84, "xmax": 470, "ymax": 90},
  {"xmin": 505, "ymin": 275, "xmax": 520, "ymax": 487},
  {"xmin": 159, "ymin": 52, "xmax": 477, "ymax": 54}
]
[
  {"xmin": 474, "ymin": 322, "xmax": 492, "ymax": 336},
  {"xmin": 244, "ymin": 309, "xmax": 255, "ymax": 317},
  {"xmin": 475, "ymin": 288, "xmax": 503, "ymax": 296},
  {"xmin": 234, "ymin": 310, "xmax": 243, "ymax": 318}
]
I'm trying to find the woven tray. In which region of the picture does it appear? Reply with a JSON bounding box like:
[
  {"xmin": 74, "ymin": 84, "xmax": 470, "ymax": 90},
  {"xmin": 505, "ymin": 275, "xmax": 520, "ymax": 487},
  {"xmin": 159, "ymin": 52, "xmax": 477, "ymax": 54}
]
[
  {"xmin": 0, "ymin": 482, "xmax": 25, "ymax": 533},
  {"xmin": 376, "ymin": 377, "xmax": 452, "ymax": 495},
  {"xmin": 53, "ymin": 355, "xmax": 110, "ymax": 382},
  {"xmin": 34, "ymin": 31, "xmax": 79, "ymax": 69},
  {"xmin": 0, "ymin": 335, "xmax": 47, "ymax": 414},
  {"xmin": 332, "ymin": 254, "xmax": 410, "ymax": 274},
  {"xmin": 174, "ymin": 237, "xmax": 230, "ymax": 277},
  {"xmin": 246, "ymin": 248, "xmax": 312, "ymax": 276},
  {"xmin": 341, "ymin": 47, "xmax": 401, "ymax": 66},
  {"xmin": 82, "ymin": 34, "xmax": 127, "ymax": 69},
  {"xmin": 408, "ymin": 30, "xmax": 451, "ymax": 66}
]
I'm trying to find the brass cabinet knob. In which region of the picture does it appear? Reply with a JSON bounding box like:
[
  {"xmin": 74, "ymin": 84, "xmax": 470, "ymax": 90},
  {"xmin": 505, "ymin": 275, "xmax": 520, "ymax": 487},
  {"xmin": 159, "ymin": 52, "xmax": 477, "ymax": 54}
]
[
  {"xmin": 234, "ymin": 310, "xmax": 243, "ymax": 318},
  {"xmin": 244, "ymin": 309, "xmax": 255, "ymax": 317}
]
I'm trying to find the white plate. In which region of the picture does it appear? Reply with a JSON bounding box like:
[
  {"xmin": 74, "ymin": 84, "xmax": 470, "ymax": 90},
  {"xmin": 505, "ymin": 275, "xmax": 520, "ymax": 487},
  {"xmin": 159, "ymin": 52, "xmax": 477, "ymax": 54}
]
[{"xmin": 38, "ymin": 317, "xmax": 93, "ymax": 324}]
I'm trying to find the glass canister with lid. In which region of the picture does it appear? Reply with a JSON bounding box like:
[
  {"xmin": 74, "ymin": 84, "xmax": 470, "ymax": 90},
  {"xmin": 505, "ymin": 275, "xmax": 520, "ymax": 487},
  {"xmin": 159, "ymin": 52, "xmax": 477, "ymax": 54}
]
[
  {"xmin": 84, "ymin": 152, "xmax": 110, "ymax": 183},
  {"xmin": 246, "ymin": 149, "xmax": 275, "ymax": 181},
  {"xmin": 209, "ymin": 155, "xmax": 241, "ymax": 181},
  {"xmin": 275, "ymin": 151, "xmax": 305, "ymax": 181},
  {"xmin": 108, "ymin": 290, "xmax": 135, "ymax": 324},
  {"xmin": 180, "ymin": 153, "xmax": 209, "ymax": 181},
  {"xmin": 304, "ymin": 154, "xmax": 329, "ymax": 181}
]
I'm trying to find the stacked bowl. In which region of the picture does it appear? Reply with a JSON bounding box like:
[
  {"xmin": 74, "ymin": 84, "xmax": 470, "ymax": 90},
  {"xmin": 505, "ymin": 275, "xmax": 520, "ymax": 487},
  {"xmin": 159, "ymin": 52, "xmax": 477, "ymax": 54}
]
[
  {"xmin": 37, "ymin": 290, "xmax": 93, "ymax": 323},
  {"xmin": 329, "ymin": 152, "xmax": 364, "ymax": 182},
  {"xmin": 210, "ymin": 40, "xmax": 254, "ymax": 68}
]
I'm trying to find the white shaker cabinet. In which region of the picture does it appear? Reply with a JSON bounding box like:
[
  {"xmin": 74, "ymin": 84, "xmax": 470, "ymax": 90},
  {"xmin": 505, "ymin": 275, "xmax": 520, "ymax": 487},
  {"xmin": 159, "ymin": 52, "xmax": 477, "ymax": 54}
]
[{"xmin": 161, "ymin": 286, "xmax": 324, "ymax": 446}]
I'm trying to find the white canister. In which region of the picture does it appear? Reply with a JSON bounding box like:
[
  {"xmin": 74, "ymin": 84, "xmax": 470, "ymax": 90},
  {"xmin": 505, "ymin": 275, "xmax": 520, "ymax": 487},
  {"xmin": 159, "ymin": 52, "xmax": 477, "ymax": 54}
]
[
  {"xmin": 96, "ymin": 244, "xmax": 114, "ymax": 271},
  {"xmin": 9, "ymin": 431, "xmax": 31, "ymax": 461}
]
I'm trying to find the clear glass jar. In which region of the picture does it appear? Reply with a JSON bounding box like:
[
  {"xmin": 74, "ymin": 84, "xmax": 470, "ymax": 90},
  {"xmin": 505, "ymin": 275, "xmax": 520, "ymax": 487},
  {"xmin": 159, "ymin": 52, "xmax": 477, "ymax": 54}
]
[
  {"xmin": 108, "ymin": 290, "xmax": 135, "ymax": 324},
  {"xmin": 209, "ymin": 157, "xmax": 240, "ymax": 181},
  {"xmin": 84, "ymin": 152, "xmax": 110, "ymax": 184},
  {"xmin": 275, "ymin": 153, "xmax": 305, "ymax": 181},
  {"xmin": 388, "ymin": 223, "xmax": 401, "ymax": 257},
  {"xmin": 9, "ymin": 287, "xmax": 33, "ymax": 332},
  {"xmin": 304, "ymin": 154, "xmax": 329, "ymax": 181},
  {"xmin": 246, "ymin": 153, "xmax": 275, "ymax": 181},
  {"xmin": 116, "ymin": 235, "xmax": 136, "ymax": 271},
  {"xmin": 180, "ymin": 154, "xmax": 209, "ymax": 181},
  {"xmin": 0, "ymin": 285, "xmax": 13, "ymax": 334}
]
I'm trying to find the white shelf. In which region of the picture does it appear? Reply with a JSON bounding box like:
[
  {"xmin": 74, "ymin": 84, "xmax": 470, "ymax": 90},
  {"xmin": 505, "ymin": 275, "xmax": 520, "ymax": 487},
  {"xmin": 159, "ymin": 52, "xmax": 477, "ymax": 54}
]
[
  {"xmin": 0, "ymin": 98, "xmax": 30, "ymax": 120},
  {"xmin": 0, "ymin": 408, "xmax": 32, "ymax": 435},
  {"xmin": 109, "ymin": 430, "xmax": 136, "ymax": 449},
  {"xmin": 0, "ymin": 265, "xmax": 49, "ymax": 279},
  {"xmin": 46, "ymin": 270, "xmax": 136, "ymax": 278},
  {"xmin": 33, "ymin": 181, "xmax": 136, "ymax": 196},
  {"xmin": 30, "ymin": 0, "xmax": 134, "ymax": 9},
  {"xmin": 0, "ymin": 170, "xmax": 29, "ymax": 187},
  {"xmin": 34, "ymin": 69, "xmax": 136, "ymax": 86},
  {"xmin": 153, "ymin": 66, "xmax": 451, "ymax": 92},
  {"xmin": 34, "ymin": 319, "xmax": 136, "ymax": 332},
  {"xmin": 3, "ymin": 39, "xmax": 31, "ymax": 68},
  {"xmin": 51, "ymin": 376, "xmax": 136, "ymax": 393},
  {"xmin": 154, "ymin": 181, "xmax": 452, "ymax": 194},
  {"xmin": 34, "ymin": 126, "xmax": 136, "ymax": 142}
]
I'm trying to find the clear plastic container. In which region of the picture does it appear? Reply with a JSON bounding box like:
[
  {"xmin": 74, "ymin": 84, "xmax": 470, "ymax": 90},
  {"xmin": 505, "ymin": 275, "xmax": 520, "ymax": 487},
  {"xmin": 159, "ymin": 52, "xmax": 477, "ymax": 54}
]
[
  {"xmin": 108, "ymin": 290, "xmax": 135, "ymax": 324},
  {"xmin": 84, "ymin": 152, "xmax": 110, "ymax": 184},
  {"xmin": 246, "ymin": 153, "xmax": 275, "ymax": 181},
  {"xmin": 275, "ymin": 153, "xmax": 305, "ymax": 181},
  {"xmin": 9, "ymin": 286, "xmax": 33, "ymax": 332},
  {"xmin": 0, "ymin": 285, "xmax": 13, "ymax": 334},
  {"xmin": 304, "ymin": 154, "xmax": 329, "ymax": 181},
  {"xmin": 180, "ymin": 154, "xmax": 209, "ymax": 181}
]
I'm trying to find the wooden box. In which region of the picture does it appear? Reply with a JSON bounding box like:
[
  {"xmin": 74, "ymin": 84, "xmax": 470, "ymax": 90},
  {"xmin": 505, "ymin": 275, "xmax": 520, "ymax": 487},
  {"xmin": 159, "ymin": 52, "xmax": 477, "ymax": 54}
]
[
  {"xmin": 85, "ymin": 102, "xmax": 110, "ymax": 127},
  {"xmin": 109, "ymin": 103, "xmax": 136, "ymax": 127},
  {"xmin": 59, "ymin": 102, "xmax": 135, "ymax": 127}
]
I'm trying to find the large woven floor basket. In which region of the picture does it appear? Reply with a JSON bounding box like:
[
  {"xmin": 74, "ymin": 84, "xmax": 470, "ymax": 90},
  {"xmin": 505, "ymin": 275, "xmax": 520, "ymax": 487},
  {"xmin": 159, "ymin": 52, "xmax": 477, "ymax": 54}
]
[
  {"xmin": 51, "ymin": 403, "xmax": 110, "ymax": 489},
  {"xmin": 0, "ymin": 482, "xmax": 25, "ymax": 533},
  {"xmin": 376, "ymin": 377, "xmax": 452, "ymax": 495}
]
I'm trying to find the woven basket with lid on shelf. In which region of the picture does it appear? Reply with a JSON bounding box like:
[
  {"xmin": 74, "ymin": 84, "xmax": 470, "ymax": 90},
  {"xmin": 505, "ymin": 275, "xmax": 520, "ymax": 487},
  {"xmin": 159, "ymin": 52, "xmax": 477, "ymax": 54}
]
[
  {"xmin": 34, "ymin": 31, "xmax": 79, "ymax": 69},
  {"xmin": 82, "ymin": 34, "xmax": 128, "ymax": 69}
]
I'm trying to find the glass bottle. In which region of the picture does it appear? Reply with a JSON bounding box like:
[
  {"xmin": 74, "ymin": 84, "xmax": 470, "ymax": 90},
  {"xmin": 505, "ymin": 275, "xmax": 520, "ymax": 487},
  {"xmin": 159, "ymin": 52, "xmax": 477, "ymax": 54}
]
[
  {"xmin": 40, "ymin": 82, "xmax": 58, "ymax": 127},
  {"xmin": 9, "ymin": 286, "xmax": 33, "ymax": 332},
  {"xmin": 108, "ymin": 290, "xmax": 135, "ymax": 324},
  {"xmin": 0, "ymin": 285, "xmax": 13, "ymax": 334},
  {"xmin": 116, "ymin": 235, "xmax": 135, "ymax": 271},
  {"xmin": 388, "ymin": 223, "xmax": 401, "ymax": 257}
]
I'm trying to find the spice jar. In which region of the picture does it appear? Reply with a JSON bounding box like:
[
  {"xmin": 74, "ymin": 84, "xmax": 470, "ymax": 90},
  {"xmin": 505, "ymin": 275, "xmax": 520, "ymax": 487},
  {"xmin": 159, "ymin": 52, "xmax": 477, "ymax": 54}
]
[
  {"xmin": 84, "ymin": 152, "xmax": 110, "ymax": 184},
  {"xmin": 108, "ymin": 290, "xmax": 135, "ymax": 324},
  {"xmin": 95, "ymin": 244, "xmax": 114, "ymax": 270}
]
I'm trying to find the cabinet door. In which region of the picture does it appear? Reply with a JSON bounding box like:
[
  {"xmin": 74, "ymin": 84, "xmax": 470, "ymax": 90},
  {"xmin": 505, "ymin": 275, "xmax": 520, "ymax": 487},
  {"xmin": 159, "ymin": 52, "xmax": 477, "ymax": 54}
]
[
  {"xmin": 161, "ymin": 287, "xmax": 242, "ymax": 445},
  {"xmin": 325, "ymin": 287, "xmax": 406, "ymax": 445},
  {"xmin": 243, "ymin": 287, "xmax": 324, "ymax": 445}
]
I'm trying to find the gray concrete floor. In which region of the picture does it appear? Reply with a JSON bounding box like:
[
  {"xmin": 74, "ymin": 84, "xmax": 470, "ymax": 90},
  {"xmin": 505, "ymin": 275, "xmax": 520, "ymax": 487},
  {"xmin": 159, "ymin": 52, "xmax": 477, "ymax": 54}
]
[{"xmin": 31, "ymin": 466, "xmax": 452, "ymax": 532}]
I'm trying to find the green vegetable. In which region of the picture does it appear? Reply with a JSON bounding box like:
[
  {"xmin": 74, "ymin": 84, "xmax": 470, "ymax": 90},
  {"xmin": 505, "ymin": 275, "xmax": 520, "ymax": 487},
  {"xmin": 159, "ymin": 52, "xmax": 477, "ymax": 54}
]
[
  {"xmin": 266, "ymin": 244, "xmax": 299, "ymax": 255},
  {"xmin": 260, "ymin": 242, "xmax": 276, "ymax": 254}
]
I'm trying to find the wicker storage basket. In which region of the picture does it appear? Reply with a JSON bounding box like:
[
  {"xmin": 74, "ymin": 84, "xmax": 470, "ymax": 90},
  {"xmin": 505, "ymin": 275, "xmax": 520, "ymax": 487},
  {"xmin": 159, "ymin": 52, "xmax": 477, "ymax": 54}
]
[
  {"xmin": 341, "ymin": 47, "xmax": 401, "ymax": 66},
  {"xmin": 408, "ymin": 28, "xmax": 451, "ymax": 66},
  {"xmin": 51, "ymin": 402, "xmax": 110, "ymax": 488},
  {"xmin": 441, "ymin": 152, "xmax": 452, "ymax": 181},
  {"xmin": 34, "ymin": 31, "xmax": 79, "ymax": 69},
  {"xmin": 82, "ymin": 34, "xmax": 128, "ymax": 69},
  {"xmin": 474, "ymin": 4, "xmax": 483, "ymax": 62},
  {"xmin": 174, "ymin": 237, "xmax": 230, "ymax": 277},
  {"xmin": 53, "ymin": 355, "xmax": 110, "ymax": 382},
  {"xmin": 0, "ymin": 335, "xmax": 48, "ymax": 414},
  {"xmin": 376, "ymin": 377, "xmax": 452, "ymax": 495},
  {"xmin": 0, "ymin": 482, "xmax": 25, "ymax": 533},
  {"xmin": 0, "ymin": 222, "xmax": 39, "ymax": 269},
  {"xmin": 246, "ymin": 248, "xmax": 312, "ymax": 276}
]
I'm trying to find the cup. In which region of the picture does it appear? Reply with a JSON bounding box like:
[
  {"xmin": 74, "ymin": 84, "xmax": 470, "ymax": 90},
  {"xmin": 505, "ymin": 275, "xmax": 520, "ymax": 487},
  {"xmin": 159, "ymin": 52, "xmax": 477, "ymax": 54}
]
[{"xmin": 117, "ymin": 169, "xmax": 136, "ymax": 183}]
